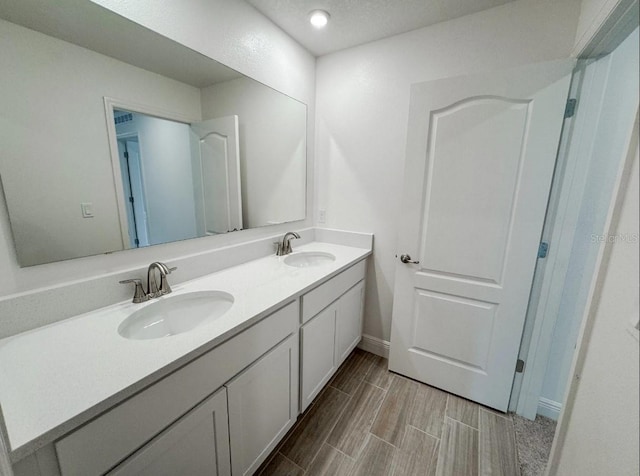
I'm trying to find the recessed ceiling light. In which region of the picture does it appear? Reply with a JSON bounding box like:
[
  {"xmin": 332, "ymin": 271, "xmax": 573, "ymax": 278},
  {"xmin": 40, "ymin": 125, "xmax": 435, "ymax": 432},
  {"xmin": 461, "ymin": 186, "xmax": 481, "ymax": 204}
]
[{"xmin": 309, "ymin": 10, "xmax": 330, "ymax": 29}]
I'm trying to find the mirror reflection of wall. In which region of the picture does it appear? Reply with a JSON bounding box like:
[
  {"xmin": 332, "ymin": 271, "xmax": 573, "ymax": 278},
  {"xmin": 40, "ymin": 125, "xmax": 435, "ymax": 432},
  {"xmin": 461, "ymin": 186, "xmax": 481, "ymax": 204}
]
[
  {"xmin": 0, "ymin": 5, "xmax": 307, "ymax": 267},
  {"xmin": 200, "ymin": 78, "xmax": 307, "ymax": 228},
  {"xmin": 114, "ymin": 110, "xmax": 198, "ymax": 248}
]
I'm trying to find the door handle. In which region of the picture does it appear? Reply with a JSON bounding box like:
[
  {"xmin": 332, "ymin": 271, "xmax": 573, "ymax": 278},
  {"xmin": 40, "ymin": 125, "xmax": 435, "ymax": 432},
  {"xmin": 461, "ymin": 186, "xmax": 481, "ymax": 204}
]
[{"xmin": 400, "ymin": 254, "xmax": 419, "ymax": 264}]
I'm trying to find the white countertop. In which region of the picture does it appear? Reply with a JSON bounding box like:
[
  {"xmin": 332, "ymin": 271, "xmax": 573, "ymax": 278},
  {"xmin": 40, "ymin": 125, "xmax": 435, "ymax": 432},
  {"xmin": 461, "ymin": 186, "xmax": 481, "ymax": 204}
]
[{"xmin": 0, "ymin": 241, "xmax": 370, "ymax": 460}]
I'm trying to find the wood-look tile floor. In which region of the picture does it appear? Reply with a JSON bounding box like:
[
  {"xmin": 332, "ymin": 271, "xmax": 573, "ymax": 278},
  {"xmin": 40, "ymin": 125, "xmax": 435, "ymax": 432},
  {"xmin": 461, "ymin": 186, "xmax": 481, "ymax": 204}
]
[{"xmin": 258, "ymin": 348, "xmax": 520, "ymax": 476}]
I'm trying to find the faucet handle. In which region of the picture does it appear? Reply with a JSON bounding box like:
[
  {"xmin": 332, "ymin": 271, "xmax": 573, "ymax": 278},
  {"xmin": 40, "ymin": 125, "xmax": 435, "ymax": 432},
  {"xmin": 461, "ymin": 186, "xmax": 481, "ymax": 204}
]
[
  {"xmin": 274, "ymin": 241, "xmax": 284, "ymax": 256},
  {"xmin": 119, "ymin": 278, "xmax": 149, "ymax": 303}
]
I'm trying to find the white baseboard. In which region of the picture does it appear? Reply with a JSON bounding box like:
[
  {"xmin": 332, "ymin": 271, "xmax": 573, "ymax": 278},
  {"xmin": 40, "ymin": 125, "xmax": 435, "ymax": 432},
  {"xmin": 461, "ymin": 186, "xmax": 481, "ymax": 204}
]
[
  {"xmin": 537, "ymin": 397, "xmax": 562, "ymax": 421},
  {"xmin": 357, "ymin": 334, "xmax": 390, "ymax": 359}
]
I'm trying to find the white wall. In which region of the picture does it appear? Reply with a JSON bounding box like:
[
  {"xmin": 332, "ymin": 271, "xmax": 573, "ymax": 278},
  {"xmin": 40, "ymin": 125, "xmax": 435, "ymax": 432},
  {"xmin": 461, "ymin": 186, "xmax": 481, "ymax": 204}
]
[
  {"xmin": 315, "ymin": 0, "xmax": 581, "ymax": 342},
  {"xmin": 0, "ymin": 19, "xmax": 201, "ymax": 267},
  {"xmin": 90, "ymin": 0, "xmax": 314, "ymax": 106},
  {"xmin": 553, "ymin": 120, "xmax": 639, "ymax": 476},
  {"xmin": 0, "ymin": 0, "xmax": 315, "ymax": 298},
  {"xmin": 201, "ymin": 77, "xmax": 306, "ymax": 228},
  {"xmin": 540, "ymin": 27, "xmax": 640, "ymax": 411},
  {"xmin": 575, "ymin": 0, "xmax": 616, "ymax": 46},
  {"xmin": 116, "ymin": 113, "xmax": 198, "ymax": 245},
  {"xmin": 573, "ymin": 0, "xmax": 635, "ymax": 54}
]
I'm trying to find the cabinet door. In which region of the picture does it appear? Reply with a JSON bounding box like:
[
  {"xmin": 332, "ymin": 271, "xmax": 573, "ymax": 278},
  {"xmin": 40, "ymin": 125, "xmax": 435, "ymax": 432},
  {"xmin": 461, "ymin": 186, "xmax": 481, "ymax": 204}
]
[
  {"xmin": 226, "ymin": 334, "xmax": 299, "ymax": 476},
  {"xmin": 335, "ymin": 280, "xmax": 365, "ymax": 366},
  {"xmin": 300, "ymin": 304, "xmax": 337, "ymax": 411},
  {"xmin": 108, "ymin": 387, "xmax": 231, "ymax": 476}
]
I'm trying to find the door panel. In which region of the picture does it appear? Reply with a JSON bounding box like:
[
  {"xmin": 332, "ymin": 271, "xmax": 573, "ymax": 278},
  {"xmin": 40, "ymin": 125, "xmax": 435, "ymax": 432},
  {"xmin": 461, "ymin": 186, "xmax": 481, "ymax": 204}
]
[
  {"xmin": 117, "ymin": 139, "xmax": 137, "ymax": 248},
  {"xmin": 412, "ymin": 291, "xmax": 496, "ymax": 371},
  {"xmin": 422, "ymin": 98, "xmax": 528, "ymax": 283},
  {"xmin": 200, "ymin": 132, "xmax": 231, "ymax": 234},
  {"xmin": 191, "ymin": 115, "xmax": 242, "ymax": 234},
  {"xmin": 125, "ymin": 140, "xmax": 150, "ymax": 246},
  {"xmin": 389, "ymin": 60, "xmax": 574, "ymax": 411}
]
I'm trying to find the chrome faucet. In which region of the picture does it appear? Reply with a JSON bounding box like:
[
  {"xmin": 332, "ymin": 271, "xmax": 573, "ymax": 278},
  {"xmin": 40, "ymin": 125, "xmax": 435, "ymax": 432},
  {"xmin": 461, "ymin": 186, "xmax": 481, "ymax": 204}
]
[
  {"xmin": 147, "ymin": 261, "xmax": 177, "ymax": 298},
  {"xmin": 275, "ymin": 231, "xmax": 301, "ymax": 256},
  {"xmin": 120, "ymin": 262, "xmax": 177, "ymax": 303}
]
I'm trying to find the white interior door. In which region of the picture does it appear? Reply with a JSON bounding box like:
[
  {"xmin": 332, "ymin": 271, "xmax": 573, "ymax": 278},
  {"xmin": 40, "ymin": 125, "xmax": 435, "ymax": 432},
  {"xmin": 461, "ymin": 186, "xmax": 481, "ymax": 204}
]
[
  {"xmin": 117, "ymin": 137, "xmax": 149, "ymax": 248},
  {"xmin": 388, "ymin": 60, "xmax": 574, "ymax": 411},
  {"xmin": 124, "ymin": 139, "xmax": 150, "ymax": 247},
  {"xmin": 191, "ymin": 116, "xmax": 242, "ymax": 234},
  {"xmin": 117, "ymin": 139, "xmax": 137, "ymax": 248}
]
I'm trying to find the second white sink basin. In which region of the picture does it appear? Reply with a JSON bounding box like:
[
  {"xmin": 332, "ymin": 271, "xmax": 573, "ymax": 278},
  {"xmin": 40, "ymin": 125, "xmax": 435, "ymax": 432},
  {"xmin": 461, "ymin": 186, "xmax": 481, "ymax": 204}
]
[
  {"xmin": 118, "ymin": 291, "xmax": 234, "ymax": 340},
  {"xmin": 284, "ymin": 251, "xmax": 336, "ymax": 268}
]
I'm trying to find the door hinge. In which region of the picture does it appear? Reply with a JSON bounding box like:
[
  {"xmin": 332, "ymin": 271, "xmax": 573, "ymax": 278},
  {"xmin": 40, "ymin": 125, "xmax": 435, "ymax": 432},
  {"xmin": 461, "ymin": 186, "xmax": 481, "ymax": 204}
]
[
  {"xmin": 564, "ymin": 98, "xmax": 577, "ymax": 118},
  {"xmin": 538, "ymin": 241, "xmax": 549, "ymax": 259},
  {"xmin": 129, "ymin": 196, "xmax": 134, "ymax": 203},
  {"xmin": 124, "ymin": 151, "xmax": 129, "ymax": 159},
  {"xmin": 134, "ymin": 238, "xmax": 139, "ymax": 246},
  {"xmin": 516, "ymin": 359, "xmax": 525, "ymax": 373}
]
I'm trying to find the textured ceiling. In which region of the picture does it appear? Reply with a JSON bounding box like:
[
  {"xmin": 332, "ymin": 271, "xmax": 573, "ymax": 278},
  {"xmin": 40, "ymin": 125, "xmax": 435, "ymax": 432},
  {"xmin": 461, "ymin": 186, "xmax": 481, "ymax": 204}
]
[{"xmin": 247, "ymin": 0, "xmax": 515, "ymax": 56}]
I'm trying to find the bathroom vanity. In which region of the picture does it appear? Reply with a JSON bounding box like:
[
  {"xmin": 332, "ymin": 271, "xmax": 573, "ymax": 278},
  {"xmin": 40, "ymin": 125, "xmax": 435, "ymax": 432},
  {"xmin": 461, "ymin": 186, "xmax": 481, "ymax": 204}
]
[{"xmin": 1, "ymin": 238, "xmax": 371, "ymax": 476}]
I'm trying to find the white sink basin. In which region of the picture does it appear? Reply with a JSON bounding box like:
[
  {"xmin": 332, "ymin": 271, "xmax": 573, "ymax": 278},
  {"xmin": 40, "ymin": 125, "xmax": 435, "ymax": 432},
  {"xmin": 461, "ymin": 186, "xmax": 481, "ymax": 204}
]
[
  {"xmin": 284, "ymin": 251, "xmax": 336, "ymax": 268},
  {"xmin": 118, "ymin": 291, "xmax": 234, "ymax": 340}
]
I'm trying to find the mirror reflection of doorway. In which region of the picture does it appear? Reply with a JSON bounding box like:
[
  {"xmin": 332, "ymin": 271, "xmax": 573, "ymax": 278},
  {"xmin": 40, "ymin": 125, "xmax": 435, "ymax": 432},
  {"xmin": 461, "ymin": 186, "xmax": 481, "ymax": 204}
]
[{"xmin": 116, "ymin": 135, "xmax": 149, "ymax": 248}]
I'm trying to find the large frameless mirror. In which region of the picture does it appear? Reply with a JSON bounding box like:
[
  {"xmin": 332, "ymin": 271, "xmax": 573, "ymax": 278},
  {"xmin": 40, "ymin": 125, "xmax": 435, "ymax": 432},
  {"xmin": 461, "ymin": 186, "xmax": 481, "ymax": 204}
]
[{"xmin": 0, "ymin": 0, "xmax": 307, "ymax": 266}]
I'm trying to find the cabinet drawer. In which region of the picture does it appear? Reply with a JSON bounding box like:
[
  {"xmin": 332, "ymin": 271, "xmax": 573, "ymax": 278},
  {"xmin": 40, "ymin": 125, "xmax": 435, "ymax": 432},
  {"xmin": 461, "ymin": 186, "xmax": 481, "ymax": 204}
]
[
  {"xmin": 55, "ymin": 300, "xmax": 298, "ymax": 476},
  {"xmin": 301, "ymin": 259, "xmax": 366, "ymax": 323}
]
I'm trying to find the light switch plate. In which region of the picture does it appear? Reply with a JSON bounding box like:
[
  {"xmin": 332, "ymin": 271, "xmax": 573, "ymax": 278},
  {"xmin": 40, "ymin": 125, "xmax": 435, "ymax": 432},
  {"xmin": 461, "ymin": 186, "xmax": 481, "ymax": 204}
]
[{"xmin": 81, "ymin": 202, "xmax": 94, "ymax": 218}]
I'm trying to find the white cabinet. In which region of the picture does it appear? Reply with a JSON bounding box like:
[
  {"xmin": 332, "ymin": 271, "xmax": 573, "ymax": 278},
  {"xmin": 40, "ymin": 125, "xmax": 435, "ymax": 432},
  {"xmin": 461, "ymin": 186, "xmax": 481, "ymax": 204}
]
[
  {"xmin": 299, "ymin": 260, "xmax": 367, "ymax": 412},
  {"xmin": 54, "ymin": 301, "xmax": 298, "ymax": 476},
  {"xmin": 335, "ymin": 280, "xmax": 365, "ymax": 365},
  {"xmin": 108, "ymin": 388, "xmax": 231, "ymax": 476},
  {"xmin": 226, "ymin": 334, "xmax": 299, "ymax": 476},
  {"xmin": 300, "ymin": 305, "xmax": 337, "ymax": 410},
  {"xmin": 13, "ymin": 260, "xmax": 369, "ymax": 476}
]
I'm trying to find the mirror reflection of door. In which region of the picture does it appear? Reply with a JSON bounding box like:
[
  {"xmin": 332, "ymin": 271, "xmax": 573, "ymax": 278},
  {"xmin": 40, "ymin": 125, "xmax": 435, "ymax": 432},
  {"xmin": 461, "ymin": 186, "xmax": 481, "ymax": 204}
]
[
  {"xmin": 116, "ymin": 135, "xmax": 150, "ymax": 248},
  {"xmin": 190, "ymin": 116, "xmax": 243, "ymax": 235}
]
